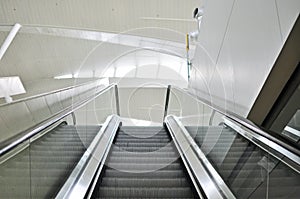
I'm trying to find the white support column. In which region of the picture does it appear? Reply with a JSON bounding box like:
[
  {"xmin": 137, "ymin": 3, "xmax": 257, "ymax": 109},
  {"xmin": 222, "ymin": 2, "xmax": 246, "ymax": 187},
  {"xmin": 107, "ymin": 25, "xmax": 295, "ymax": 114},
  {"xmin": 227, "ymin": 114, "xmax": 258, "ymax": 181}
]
[{"xmin": 0, "ymin": 23, "xmax": 22, "ymax": 60}]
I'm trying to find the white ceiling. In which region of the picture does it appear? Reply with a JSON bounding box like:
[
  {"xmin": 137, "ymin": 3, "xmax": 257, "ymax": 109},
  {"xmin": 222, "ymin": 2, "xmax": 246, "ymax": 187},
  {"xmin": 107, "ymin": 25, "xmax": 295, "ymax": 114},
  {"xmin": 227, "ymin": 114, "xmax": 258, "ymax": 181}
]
[
  {"xmin": 0, "ymin": 0, "xmax": 201, "ymax": 92},
  {"xmin": 0, "ymin": 0, "xmax": 200, "ymax": 41}
]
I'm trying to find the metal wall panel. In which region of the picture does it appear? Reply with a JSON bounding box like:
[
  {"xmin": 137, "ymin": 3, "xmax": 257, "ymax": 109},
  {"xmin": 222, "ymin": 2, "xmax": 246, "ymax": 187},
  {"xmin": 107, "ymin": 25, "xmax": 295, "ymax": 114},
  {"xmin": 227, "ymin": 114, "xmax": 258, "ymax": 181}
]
[
  {"xmin": 189, "ymin": 0, "xmax": 298, "ymax": 117},
  {"xmin": 276, "ymin": 0, "xmax": 300, "ymax": 41},
  {"xmin": 119, "ymin": 87, "xmax": 166, "ymax": 123}
]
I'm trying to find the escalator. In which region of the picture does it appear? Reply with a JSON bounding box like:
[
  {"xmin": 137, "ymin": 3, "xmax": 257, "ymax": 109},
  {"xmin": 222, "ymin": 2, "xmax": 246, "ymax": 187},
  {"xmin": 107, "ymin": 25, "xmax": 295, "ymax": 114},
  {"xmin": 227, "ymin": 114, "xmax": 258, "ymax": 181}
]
[
  {"xmin": 186, "ymin": 125, "xmax": 300, "ymax": 198},
  {"xmin": 1, "ymin": 117, "xmax": 299, "ymax": 198},
  {"xmin": 0, "ymin": 123, "xmax": 100, "ymax": 198},
  {"xmin": 91, "ymin": 126, "xmax": 198, "ymax": 198}
]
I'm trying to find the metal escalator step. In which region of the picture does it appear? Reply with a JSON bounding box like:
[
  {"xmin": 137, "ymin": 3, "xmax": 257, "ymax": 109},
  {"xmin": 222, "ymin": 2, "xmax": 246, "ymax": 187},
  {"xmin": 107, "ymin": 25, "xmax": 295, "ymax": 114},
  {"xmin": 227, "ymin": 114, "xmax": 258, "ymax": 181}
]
[
  {"xmin": 107, "ymin": 157, "xmax": 178, "ymax": 164},
  {"xmin": 201, "ymin": 142, "xmax": 247, "ymax": 148},
  {"xmin": 200, "ymin": 146, "xmax": 249, "ymax": 153},
  {"xmin": 120, "ymin": 127, "xmax": 165, "ymax": 130},
  {"xmin": 37, "ymin": 140, "xmax": 85, "ymax": 144},
  {"xmin": 0, "ymin": 186, "xmax": 58, "ymax": 198},
  {"xmin": 2, "ymin": 168, "xmax": 73, "ymax": 177},
  {"xmin": 114, "ymin": 142, "xmax": 171, "ymax": 148},
  {"xmin": 0, "ymin": 176, "xmax": 75, "ymax": 186},
  {"xmin": 104, "ymin": 169, "xmax": 186, "ymax": 178},
  {"xmin": 44, "ymin": 136, "xmax": 95, "ymax": 141},
  {"xmin": 117, "ymin": 132, "xmax": 169, "ymax": 135},
  {"xmin": 92, "ymin": 126, "xmax": 197, "ymax": 198},
  {"xmin": 216, "ymin": 162, "xmax": 260, "ymax": 171},
  {"xmin": 215, "ymin": 153, "xmax": 259, "ymax": 163},
  {"xmin": 116, "ymin": 135, "xmax": 169, "ymax": 139},
  {"xmin": 10, "ymin": 161, "xmax": 78, "ymax": 169},
  {"xmin": 0, "ymin": 124, "xmax": 101, "ymax": 199},
  {"xmin": 206, "ymin": 151, "xmax": 257, "ymax": 158},
  {"xmin": 237, "ymin": 186, "xmax": 300, "ymax": 199},
  {"xmin": 251, "ymin": 186, "xmax": 300, "ymax": 199},
  {"xmin": 106, "ymin": 163, "xmax": 182, "ymax": 171},
  {"xmin": 97, "ymin": 187, "xmax": 195, "ymax": 198},
  {"xmin": 29, "ymin": 150, "xmax": 85, "ymax": 156},
  {"xmin": 110, "ymin": 151, "xmax": 178, "ymax": 158},
  {"xmin": 118, "ymin": 131, "xmax": 168, "ymax": 135},
  {"xmin": 112, "ymin": 146, "xmax": 175, "ymax": 152},
  {"xmin": 116, "ymin": 136, "xmax": 170, "ymax": 140},
  {"xmin": 31, "ymin": 144, "xmax": 86, "ymax": 151},
  {"xmin": 101, "ymin": 177, "xmax": 190, "ymax": 187},
  {"xmin": 115, "ymin": 138, "xmax": 170, "ymax": 143}
]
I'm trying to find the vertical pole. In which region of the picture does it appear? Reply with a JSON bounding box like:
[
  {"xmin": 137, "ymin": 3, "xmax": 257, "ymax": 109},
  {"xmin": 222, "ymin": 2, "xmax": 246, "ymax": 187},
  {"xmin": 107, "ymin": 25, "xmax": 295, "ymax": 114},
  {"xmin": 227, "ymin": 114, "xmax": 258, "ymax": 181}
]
[
  {"xmin": 71, "ymin": 112, "xmax": 77, "ymax": 125},
  {"xmin": 114, "ymin": 84, "xmax": 120, "ymax": 116},
  {"xmin": 186, "ymin": 34, "xmax": 191, "ymax": 80},
  {"xmin": 164, "ymin": 85, "xmax": 171, "ymax": 120}
]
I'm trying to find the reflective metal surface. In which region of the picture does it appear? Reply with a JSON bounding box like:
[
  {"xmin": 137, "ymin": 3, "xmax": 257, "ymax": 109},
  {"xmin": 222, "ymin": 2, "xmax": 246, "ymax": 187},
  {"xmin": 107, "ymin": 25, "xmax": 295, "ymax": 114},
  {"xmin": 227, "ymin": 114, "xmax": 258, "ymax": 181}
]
[
  {"xmin": 170, "ymin": 86, "xmax": 300, "ymax": 165},
  {"xmin": 163, "ymin": 85, "xmax": 171, "ymax": 119},
  {"xmin": 114, "ymin": 84, "xmax": 120, "ymax": 116},
  {"xmin": 183, "ymin": 120, "xmax": 300, "ymax": 198},
  {"xmin": 0, "ymin": 79, "xmax": 104, "ymax": 107},
  {"xmin": 0, "ymin": 84, "xmax": 116, "ymax": 156},
  {"xmin": 56, "ymin": 115, "xmax": 121, "ymax": 199},
  {"xmin": 165, "ymin": 115, "xmax": 235, "ymax": 199}
]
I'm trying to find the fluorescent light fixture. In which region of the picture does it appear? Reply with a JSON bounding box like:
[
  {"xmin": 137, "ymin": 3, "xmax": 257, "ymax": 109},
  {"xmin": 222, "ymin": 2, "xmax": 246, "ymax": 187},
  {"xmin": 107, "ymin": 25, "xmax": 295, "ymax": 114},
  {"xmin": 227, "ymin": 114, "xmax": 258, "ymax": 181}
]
[
  {"xmin": 0, "ymin": 23, "xmax": 22, "ymax": 60},
  {"xmin": 0, "ymin": 76, "xmax": 26, "ymax": 102},
  {"xmin": 54, "ymin": 72, "xmax": 78, "ymax": 79},
  {"xmin": 54, "ymin": 74, "xmax": 73, "ymax": 79}
]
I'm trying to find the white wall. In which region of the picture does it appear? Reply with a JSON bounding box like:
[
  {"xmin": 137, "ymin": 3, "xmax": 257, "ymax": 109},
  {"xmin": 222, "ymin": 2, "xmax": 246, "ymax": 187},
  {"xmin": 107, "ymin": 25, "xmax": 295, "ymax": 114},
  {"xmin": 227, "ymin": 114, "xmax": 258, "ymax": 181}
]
[
  {"xmin": 119, "ymin": 87, "xmax": 166, "ymax": 123},
  {"xmin": 189, "ymin": 0, "xmax": 300, "ymax": 117}
]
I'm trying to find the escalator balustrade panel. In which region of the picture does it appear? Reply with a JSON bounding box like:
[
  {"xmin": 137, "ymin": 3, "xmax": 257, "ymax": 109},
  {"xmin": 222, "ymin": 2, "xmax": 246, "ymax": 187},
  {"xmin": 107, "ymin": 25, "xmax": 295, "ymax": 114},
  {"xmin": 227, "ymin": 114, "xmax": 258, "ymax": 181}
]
[
  {"xmin": 186, "ymin": 126, "xmax": 300, "ymax": 198},
  {"xmin": 0, "ymin": 123, "xmax": 100, "ymax": 198}
]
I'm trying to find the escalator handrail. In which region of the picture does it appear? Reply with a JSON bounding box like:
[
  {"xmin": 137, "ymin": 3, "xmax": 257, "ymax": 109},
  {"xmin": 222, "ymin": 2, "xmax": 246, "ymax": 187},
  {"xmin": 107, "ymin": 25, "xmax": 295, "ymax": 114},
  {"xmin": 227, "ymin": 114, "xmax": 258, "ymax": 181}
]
[
  {"xmin": 0, "ymin": 79, "xmax": 102, "ymax": 107},
  {"xmin": 169, "ymin": 85, "xmax": 300, "ymax": 165},
  {"xmin": 56, "ymin": 114, "xmax": 121, "ymax": 199},
  {"xmin": 165, "ymin": 115, "xmax": 235, "ymax": 199},
  {"xmin": 0, "ymin": 84, "xmax": 116, "ymax": 156}
]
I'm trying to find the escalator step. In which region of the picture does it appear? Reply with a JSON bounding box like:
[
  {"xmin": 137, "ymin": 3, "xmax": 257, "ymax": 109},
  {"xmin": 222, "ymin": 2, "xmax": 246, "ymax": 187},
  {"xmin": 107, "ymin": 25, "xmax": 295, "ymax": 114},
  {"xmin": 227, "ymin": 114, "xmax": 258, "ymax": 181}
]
[
  {"xmin": 101, "ymin": 177, "xmax": 190, "ymax": 187},
  {"xmin": 106, "ymin": 163, "xmax": 182, "ymax": 171},
  {"xmin": 91, "ymin": 126, "xmax": 198, "ymax": 198},
  {"xmin": 97, "ymin": 187, "xmax": 195, "ymax": 198},
  {"xmin": 107, "ymin": 157, "xmax": 179, "ymax": 164},
  {"xmin": 104, "ymin": 167, "xmax": 186, "ymax": 178},
  {"xmin": 110, "ymin": 151, "xmax": 178, "ymax": 158}
]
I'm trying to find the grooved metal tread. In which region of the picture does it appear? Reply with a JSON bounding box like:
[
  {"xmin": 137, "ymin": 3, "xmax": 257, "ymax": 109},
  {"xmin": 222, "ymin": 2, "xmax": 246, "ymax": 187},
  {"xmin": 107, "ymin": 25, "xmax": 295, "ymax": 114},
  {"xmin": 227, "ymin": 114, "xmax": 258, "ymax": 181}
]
[{"xmin": 92, "ymin": 126, "xmax": 198, "ymax": 198}]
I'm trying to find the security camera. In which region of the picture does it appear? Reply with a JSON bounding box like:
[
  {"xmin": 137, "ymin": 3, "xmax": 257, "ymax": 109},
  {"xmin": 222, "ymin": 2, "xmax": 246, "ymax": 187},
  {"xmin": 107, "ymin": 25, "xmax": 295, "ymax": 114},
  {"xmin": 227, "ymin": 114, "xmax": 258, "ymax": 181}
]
[{"xmin": 193, "ymin": 7, "xmax": 204, "ymax": 19}]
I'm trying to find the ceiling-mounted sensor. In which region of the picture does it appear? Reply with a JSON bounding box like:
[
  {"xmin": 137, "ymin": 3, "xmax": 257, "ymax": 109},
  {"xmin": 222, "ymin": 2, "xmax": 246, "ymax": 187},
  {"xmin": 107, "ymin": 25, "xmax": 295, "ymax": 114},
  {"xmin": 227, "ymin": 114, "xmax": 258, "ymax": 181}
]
[{"xmin": 193, "ymin": 7, "xmax": 204, "ymax": 19}]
